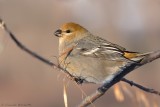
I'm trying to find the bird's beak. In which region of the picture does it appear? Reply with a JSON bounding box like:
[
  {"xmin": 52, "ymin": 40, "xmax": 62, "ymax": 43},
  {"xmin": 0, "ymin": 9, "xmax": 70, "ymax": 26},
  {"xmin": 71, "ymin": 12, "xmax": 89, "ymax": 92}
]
[{"xmin": 54, "ymin": 29, "xmax": 62, "ymax": 37}]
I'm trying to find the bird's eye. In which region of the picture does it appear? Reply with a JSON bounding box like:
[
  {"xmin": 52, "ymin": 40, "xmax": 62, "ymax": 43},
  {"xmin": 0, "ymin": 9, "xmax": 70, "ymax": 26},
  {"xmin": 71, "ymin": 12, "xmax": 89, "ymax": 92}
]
[{"xmin": 66, "ymin": 30, "xmax": 71, "ymax": 33}]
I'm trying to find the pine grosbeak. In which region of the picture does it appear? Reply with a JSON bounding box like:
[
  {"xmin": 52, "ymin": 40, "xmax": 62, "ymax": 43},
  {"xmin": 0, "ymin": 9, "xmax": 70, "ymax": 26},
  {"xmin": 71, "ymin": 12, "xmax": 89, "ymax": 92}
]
[{"xmin": 54, "ymin": 22, "xmax": 148, "ymax": 84}]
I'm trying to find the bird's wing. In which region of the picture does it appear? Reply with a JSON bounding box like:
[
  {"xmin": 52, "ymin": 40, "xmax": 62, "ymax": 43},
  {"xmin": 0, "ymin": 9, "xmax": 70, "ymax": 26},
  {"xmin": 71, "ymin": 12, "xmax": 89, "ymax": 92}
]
[
  {"xmin": 80, "ymin": 44, "xmax": 126, "ymax": 61},
  {"xmin": 72, "ymin": 36, "xmax": 143, "ymax": 61}
]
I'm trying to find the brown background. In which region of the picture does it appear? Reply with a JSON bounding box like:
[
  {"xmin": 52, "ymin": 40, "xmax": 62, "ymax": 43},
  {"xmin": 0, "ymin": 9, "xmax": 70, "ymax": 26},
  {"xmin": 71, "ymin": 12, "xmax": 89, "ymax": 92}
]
[{"xmin": 0, "ymin": 0, "xmax": 160, "ymax": 107}]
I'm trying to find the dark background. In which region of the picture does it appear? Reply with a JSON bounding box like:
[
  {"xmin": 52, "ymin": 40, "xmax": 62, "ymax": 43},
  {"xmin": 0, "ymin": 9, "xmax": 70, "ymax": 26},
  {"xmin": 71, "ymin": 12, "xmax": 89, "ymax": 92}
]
[{"xmin": 0, "ymin": 0, "xmax": 160, "ymax": 107}]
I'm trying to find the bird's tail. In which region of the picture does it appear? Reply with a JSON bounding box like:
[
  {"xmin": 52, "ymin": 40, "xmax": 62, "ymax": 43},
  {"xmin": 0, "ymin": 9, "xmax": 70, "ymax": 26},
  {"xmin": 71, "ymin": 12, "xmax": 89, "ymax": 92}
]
[{"xmin": 124, "ymin": 51, "xmax": 152, "ymax": 61}]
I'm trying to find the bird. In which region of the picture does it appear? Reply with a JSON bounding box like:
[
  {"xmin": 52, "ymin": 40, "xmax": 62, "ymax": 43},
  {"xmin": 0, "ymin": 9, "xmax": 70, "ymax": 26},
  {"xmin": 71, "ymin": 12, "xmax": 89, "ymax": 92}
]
[{"xmin": 54, "ymin": 22, "xmax": 149, "ymax": 84}]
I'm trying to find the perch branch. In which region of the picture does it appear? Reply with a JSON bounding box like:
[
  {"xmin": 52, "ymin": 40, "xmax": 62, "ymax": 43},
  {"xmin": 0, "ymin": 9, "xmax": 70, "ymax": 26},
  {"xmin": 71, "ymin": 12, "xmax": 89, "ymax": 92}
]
[
  {"xmin": 78, "ymin": 49, "xmax": 160, "ymax": 107},
  {"xmin": 0, "ymin": 18, "xmax": 160, "ymax": 107}
]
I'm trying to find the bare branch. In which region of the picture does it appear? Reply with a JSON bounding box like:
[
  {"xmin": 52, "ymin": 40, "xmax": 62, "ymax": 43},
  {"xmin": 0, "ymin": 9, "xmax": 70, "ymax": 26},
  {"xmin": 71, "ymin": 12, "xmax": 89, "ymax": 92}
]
[
  {"xmin": 121, "ymin": 78, "xmax": 160, "ymax": 95},
  {"xmin": 0, "ymin": 18, "xmax": 75, "ymax": 79},
  {"xmin": 78, "ymin": 90, "xmax": 104, "ymax": 107},
  {"xmin": 0, "ymin": 18, "xmax": 54, "ymax": 66}
]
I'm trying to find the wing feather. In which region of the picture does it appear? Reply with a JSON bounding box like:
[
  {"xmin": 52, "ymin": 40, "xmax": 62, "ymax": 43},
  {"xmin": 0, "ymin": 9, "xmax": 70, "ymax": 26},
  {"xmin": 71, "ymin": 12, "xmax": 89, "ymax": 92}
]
[
  {"xmin": 71, "ymin": 35, "xmax": 127, "ymax": 61},
  {"xmin": 69, "ymin": 35, "xmax": 145, "ymax": 62}
]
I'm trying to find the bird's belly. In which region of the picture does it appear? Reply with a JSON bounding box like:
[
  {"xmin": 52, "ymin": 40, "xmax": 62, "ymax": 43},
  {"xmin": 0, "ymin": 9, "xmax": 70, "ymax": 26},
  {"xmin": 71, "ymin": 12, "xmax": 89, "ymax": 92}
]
[{"xmin": 60, "ymin": 55, "xmax": 126, "ymax": 84}]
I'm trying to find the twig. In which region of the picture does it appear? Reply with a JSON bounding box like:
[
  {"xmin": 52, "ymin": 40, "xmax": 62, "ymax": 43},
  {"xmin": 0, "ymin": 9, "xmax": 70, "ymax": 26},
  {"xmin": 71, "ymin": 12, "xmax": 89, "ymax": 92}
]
[
  {"xmin": 121, "ymin": 78, "xmax": 160, "ymax": 95},
  {"xmin": 0, "ymin": 18, "xmax": 75, "ymax": 79},
  {"xmin": 0, "ymin": 18, "xmax": 160, "ymax": 107},
  {"xmin": 0, "ymin": 18, "xmax": 54, "ymax": 66}
]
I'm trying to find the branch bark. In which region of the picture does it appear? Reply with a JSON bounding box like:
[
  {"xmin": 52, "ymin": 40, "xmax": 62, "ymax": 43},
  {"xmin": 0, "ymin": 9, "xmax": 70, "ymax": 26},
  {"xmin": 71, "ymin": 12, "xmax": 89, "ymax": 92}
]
[{"xmin": 0, "ymin": 18, "xmax": 160, "ymax": 107}]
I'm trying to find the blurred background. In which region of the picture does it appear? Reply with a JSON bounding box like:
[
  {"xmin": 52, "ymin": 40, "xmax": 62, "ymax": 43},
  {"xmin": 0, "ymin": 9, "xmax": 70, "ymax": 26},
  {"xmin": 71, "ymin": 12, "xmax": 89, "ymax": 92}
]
[{"xmin": 0, "ymin": 0, "xmax": 160, "ymax": 107}]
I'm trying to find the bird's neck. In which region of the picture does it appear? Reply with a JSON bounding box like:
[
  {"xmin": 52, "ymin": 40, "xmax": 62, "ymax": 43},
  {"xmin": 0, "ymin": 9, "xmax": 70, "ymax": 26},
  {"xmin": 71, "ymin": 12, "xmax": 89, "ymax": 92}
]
[{"xmin": 59, "ymin": 32, "xmax": 90, "ymax": 55}]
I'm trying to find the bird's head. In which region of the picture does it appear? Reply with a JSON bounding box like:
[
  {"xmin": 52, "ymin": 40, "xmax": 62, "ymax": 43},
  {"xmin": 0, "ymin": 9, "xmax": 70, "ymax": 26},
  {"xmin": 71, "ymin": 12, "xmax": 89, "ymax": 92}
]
[{"xmin": 54, "ymin": 22, "xmax": 89, "ymax": 46}]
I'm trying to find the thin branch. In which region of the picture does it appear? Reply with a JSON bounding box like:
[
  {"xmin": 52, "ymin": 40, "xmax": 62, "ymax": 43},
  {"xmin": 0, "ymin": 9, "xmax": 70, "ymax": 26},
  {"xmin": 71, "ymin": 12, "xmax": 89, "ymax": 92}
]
[
  {"xmin": 121, "ymin": 78, "xmax": 160, "ymax": 95},
  {"xmin": 0, "ymin": 18, "xmax": 54, "ymax": 66},
  {"xmin": 1, "ymin": 18, "xmax": 160, "ymax": 107},
  {"xmin": 0, "ymin": 18, "xmax": 74, "ymax": 79}
]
